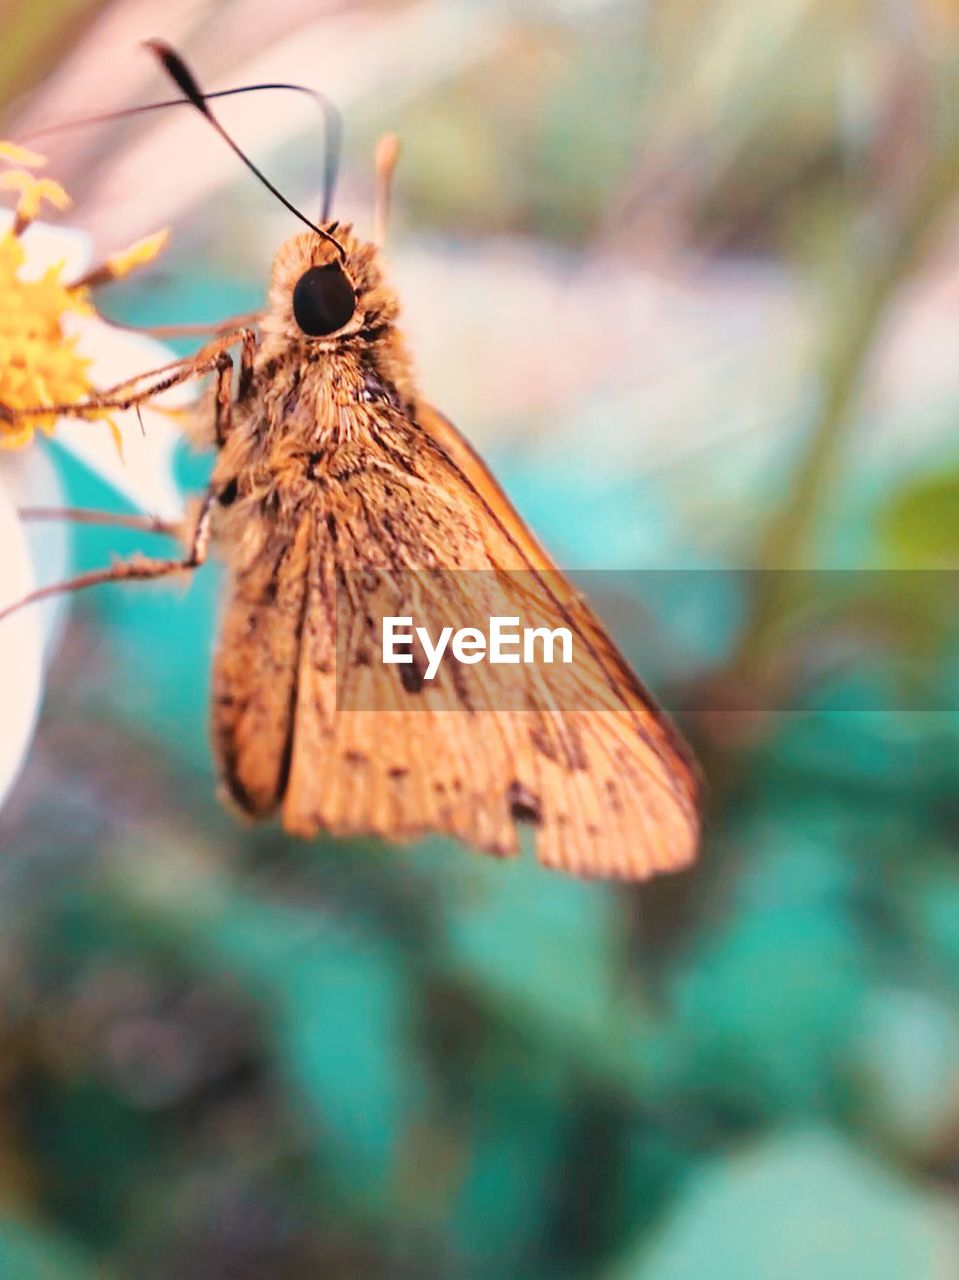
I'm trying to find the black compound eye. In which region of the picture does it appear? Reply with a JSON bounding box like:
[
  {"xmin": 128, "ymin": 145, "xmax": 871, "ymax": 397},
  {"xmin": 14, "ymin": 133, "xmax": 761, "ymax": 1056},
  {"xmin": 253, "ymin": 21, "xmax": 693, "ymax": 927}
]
[{"xmin": 292, "ymin": 263, "xmax": 356, "ymax": 336}]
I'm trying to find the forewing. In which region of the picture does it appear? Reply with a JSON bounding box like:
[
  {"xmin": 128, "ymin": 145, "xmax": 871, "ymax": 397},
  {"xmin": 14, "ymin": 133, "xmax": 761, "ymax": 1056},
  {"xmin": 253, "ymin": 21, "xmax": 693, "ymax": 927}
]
[{"xmin": 279, "ymin": 403, "xmax": 699, "ymax": 880}]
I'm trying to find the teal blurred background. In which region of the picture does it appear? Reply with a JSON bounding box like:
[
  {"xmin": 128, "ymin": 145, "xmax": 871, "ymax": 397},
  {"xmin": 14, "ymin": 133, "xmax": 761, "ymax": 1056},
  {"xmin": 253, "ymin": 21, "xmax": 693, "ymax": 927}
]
[{"xmin": 5, "ymin": 0, "xmax": 959, "ymax": 1275}]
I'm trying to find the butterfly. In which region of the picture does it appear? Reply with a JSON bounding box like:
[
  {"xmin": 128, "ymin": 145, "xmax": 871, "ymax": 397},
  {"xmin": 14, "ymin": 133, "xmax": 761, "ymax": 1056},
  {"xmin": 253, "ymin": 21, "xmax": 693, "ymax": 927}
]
[{"xmin": 3, "ymin": 43, "xmax": 700, "ymax": 879}]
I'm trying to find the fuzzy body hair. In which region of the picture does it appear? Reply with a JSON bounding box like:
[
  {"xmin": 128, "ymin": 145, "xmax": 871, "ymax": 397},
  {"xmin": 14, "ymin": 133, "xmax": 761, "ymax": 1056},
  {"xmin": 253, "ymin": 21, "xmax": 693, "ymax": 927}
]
[{"xmin": 208, "ymin": 226, "xmax": 419, "ymax": 568}]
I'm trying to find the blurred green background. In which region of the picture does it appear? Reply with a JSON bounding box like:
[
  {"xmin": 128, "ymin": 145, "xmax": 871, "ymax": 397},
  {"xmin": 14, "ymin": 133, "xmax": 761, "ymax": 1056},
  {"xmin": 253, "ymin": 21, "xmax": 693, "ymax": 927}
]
[{"xmin": 5, "ymin": 0, "xmax": 959, "ymax": 1275}]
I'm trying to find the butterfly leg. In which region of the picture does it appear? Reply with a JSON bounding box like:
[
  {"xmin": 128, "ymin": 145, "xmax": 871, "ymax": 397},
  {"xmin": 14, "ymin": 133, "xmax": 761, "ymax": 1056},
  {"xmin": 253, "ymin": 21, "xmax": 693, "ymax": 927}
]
[
  {"xmin": 93, "ymin": 327, "xmax": 256, "ymax": 447},
  {"xmin": 211, "ymin": 326, "xmax": 258, "ymax": 445},
  {"xmin": 0, "ymin": 492, "xmax": 214, "ymax": 625},
  {"xmin": 0, "ymin": 327, "xmax": 257, "ymax": 437},
  {"xmin": 213, "ymin": 352, "xmax": 234, "ymax": 447},
  {"xmin": 90, "ymin": 327, "xmax": 257, "ymax": 404},
  {"xmin": 0, "ymin": 356, "xmax": 221, "ymax": 428},
  {"xmin": 17, "ymin": 508, "xmax": 181, "ymax": 535},
  {"xmin": 108, "ymin": 312, "xmax": 260, "ymax": 341}
]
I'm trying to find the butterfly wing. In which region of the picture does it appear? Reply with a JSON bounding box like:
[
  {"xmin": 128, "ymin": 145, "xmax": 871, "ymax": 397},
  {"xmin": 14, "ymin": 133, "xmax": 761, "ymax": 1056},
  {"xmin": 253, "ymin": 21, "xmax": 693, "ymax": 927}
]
[
  {"xmin": 212, "ymin": 513, "xmax": 313, "ymax": 818},
  {"xmin": 270, "ymin": 402, "xmax": 700, "ymax": 880}
]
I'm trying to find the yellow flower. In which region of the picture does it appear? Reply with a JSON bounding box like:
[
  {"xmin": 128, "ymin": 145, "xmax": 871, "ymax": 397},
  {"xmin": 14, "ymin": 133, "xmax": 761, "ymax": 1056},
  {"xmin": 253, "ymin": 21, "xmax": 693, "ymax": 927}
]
[
  {"xmin": 0, "ymin": 142, "xmax": 47, "ymax": 168},
  {"xmin": 0, "ymin": 143, "xmax": 168, "ymax": 450}
]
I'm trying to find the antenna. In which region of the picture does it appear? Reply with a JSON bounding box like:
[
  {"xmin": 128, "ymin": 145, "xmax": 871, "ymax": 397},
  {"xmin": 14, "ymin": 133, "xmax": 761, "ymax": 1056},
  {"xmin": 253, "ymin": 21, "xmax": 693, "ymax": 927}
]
[{"xmin": 144, "ymin": 40, "xmax": 345, "ymax": 258}]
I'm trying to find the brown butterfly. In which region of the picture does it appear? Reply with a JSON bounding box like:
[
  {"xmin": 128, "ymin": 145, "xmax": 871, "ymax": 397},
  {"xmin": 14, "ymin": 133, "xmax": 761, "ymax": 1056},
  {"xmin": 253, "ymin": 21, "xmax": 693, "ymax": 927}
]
[{"xmin": 3, "ymin": 43, "xmax": 700, "ymax": 879}]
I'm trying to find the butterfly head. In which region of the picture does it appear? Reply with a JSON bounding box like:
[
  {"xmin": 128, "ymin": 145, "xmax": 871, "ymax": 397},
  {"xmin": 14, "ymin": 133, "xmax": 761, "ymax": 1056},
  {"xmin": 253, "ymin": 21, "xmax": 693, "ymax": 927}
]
[{"xmin": 265, "ymin": 223, "xmax": 399, "ymax": 351}]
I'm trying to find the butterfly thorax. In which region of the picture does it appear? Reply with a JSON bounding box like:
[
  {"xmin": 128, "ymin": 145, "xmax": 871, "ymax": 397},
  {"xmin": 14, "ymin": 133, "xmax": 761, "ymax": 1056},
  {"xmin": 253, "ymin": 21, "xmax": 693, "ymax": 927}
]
[{"xmin": 207, "ymin": 226, "xmax": 448, "ymax": 569}]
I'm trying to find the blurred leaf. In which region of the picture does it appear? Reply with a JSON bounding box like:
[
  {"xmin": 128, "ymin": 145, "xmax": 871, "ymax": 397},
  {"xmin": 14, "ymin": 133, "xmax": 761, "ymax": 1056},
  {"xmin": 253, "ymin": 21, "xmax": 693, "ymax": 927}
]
[
  {"xmin": 112, "ymin": 869, "xmax": 421, "ymax": 1206},
  {"xmin": 853, "ymin": 987, "xmax": 959, "ymax": 1157},
  {"xmin": 665, "ymin": 805, "xmax": 869, "ymax": 1115},
  {"xmin": 447, "ymin": 1063, "xmax": 568, "ymax": 1275},
  {"xmin": 878, "ymin": 467, "xmax": 959, "ymax": 565},
  {"xmin": 0, "ymin": 1214, "xmax": 98, "ymax": 1280},
  {"xmin": 905, "ymin": 856, "xmax": 959, "ymax": 989},
  {"xmin": 436, "ymin": 849, "xmax": 621, "ymax": 1050},
  {"xmin": 609, "ymin": 1129, "xmax": 959, "ymax": 1280}
]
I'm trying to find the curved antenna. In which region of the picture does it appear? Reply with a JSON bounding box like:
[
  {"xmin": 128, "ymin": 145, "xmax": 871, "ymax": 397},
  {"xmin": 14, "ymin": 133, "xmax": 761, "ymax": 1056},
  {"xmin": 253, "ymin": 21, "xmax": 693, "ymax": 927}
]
[
  {"xmin": 141, "ymin": 41, "xmax": 344, "ymax": 257},
  {"xmin": 26, "ymin": 82, "xmax": 343, "ymax": 222}
]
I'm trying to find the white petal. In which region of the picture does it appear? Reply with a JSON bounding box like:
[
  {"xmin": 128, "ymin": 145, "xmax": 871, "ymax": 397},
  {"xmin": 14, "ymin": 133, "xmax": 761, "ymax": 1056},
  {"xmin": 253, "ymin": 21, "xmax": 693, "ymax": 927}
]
[
  {"xmin": 0, "ymin": 449, "xmax": 68, "ymax": 663},
  {"xmin": 0, "ymin": 210, "xmax": 90, "ymax": 280},
  {"xmin": 0, "ymin": 485, "xmax": 43, "ymax": 812},
  {"xmin": 54, "ymin": 317, "xmax": 189, "ymax": 520}
]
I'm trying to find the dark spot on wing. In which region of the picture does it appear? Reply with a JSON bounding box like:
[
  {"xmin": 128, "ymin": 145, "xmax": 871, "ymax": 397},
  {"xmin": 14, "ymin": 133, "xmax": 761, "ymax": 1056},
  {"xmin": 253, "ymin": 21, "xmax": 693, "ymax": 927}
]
[
  {"xmin": 508, "ymin": 781, "xmax": 542, "ymax": 826},
  {"xmin": 530, "ymin": 719, "xmax": 587, "ymax": 770},
  {"xmin": 399, "ymin": 658, "xmax": 425, "ymax": 694},
  {"xmin": 530, "ymin": 722, "xmax": 558, "ymax": 762}
]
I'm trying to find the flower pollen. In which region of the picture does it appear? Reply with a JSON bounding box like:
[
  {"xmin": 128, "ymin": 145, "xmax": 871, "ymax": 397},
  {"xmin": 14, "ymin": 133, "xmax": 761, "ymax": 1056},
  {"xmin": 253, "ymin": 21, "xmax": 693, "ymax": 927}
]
[{"xmin": 0, "ymin": 142, "xmax": 170, "ymax": 450}]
